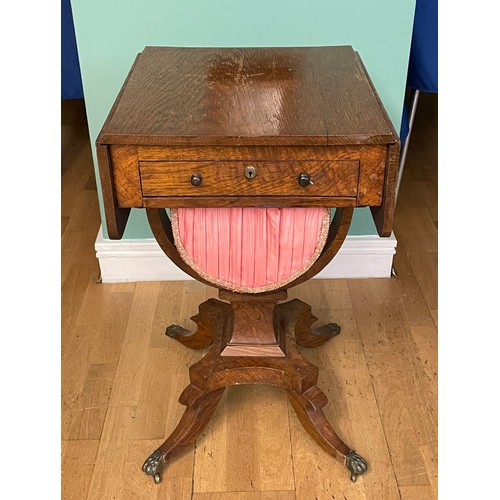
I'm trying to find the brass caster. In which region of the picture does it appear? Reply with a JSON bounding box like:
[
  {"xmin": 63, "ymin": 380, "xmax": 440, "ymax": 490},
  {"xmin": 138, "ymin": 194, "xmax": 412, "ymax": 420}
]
[
  {"xmin": 165, "ymin": 324, "xmax": 184, "ymax": 337},
  {"xmin": 345, "ymin": 450, "xmax": 368, "ymax": 482},
  {"xmin": 142, "ymin": 449, "xmax": 165, "ymax": 484},
  {"xmin": 326, "ymin": 322, "xmax": 341, "ymax": 337}
]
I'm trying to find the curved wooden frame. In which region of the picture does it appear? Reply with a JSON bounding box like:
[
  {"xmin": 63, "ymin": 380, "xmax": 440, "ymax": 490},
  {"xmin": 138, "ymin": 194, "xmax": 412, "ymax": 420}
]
[
  {"xmin": 283, "ymin": 207, "xmax": 353, "ymax": 290},
  {"xmin": 146, "ymin": 208, "xmax": 213, "ymax": 287},
  {"xmin": 146, "ymin": 207, "xmax": 354, "ymax": 294}
]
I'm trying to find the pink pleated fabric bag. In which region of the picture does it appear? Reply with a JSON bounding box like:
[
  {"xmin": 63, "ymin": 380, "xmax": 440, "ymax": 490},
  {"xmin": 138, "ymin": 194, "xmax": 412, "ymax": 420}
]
[{"xmin": 171, "ymin": 207, "xmax": 331, "ymax": 293}]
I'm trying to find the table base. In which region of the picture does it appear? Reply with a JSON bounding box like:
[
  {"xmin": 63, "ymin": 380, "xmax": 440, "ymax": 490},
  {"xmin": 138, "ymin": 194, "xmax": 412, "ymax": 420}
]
[{"xmin": 142, "ymin": 291, "xmax": 368, "ymax": 484}]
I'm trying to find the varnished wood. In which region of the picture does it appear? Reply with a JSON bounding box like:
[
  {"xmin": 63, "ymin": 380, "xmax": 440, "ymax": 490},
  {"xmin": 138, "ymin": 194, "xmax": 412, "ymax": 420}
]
[
  {"xmin": 135, "ymin": 144, "xmax": 385, "ymax": 161},
  {"xmin": 110, "ymin": 145, "xmax": 387, "ymax": 207},
  {"xmin": 99, "ymin": 46, "xmax": 396, "ymax": 146},
  {"xmin": 370, "ymin": 141, "xmax": 400, "ymax": 236},
  {"xmin": 95, "ymin": 53, "xmax": 142, "ymax": 239},
  {"xmin": 357, "ymin": 144, "xmax": 387, "ymax": 206},
  {"xmin": 95, "ymin": 144, "xmax": 130, "ymax": 239},
  {"xmin": 287, "ymin": 298, "xmax": 341, "ymax": 348},
  {"xmin": 109, "ymin": 145, "xmax": 141, "ymax": 207},
  {"xmin": 110, "ymin": 142, "xmax": 388, "ymax": 209},
  {"xmin": 281, "ymin": 206, "xmax": 354, "ymax": 290},
  {"xmin": 286, "ymin": 386, "xmax": 350, "ymax": 461},
  {"xmin": 139, "ymin": 159, "xmax": 359, "ymax": 198},
  {"xmin": 220, "ymin": 291, "xmax": 287, "ymax": 357},
  {"xmin": 145, "ymin": 207, "xmax": 213, "ymax": 287},
  {"xmin": 219, "ymin": 307, "xmax": 283, "ymax": 358},
  {"xmin": 165, "ymin": 299, "xmax": 217, "ymax": 349},
  {"xmin": 152, "ymin": 385, "xmax": 226, "ymax": 465},
  {"xmin": 62, "ymin": 92, "xmax": 438, "ymax": 499},
  {"xmin": 219, "ymin": 290, "xmax": 288, "ymax": 302},
  {"xmin": 142, "ymin": 195, "xmax": 357, "ymax": 208},
  {"xmin": 145, "ymin": 295, "xmax": 362, "ymax": 484},
  {"xmin": 355, "ymin": 49, "xmax": 401, "ymax": 236},
  {"xmin": 97, "ymin": 47, "xmax": 399, "ymax": 234}
]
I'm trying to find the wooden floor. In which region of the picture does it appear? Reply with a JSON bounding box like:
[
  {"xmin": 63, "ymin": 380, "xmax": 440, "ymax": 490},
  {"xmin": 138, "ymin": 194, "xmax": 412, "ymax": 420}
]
[{"xmin": 62, "ymin": 93, "xmax": 438, "ymax": 500}]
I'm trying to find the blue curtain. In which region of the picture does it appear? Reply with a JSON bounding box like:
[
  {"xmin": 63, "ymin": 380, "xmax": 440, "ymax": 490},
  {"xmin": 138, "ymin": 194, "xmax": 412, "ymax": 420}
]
[
  {"xmin": 407, "ymin": 0, "xmax": 438, "ymax": 93},
  {"xmin": 61, "ymin": 0, "xmax": 84, "ymax": 100},
  {"xmin": 400, "ymin": 0, "xmax": 437, "ymax": 144}
]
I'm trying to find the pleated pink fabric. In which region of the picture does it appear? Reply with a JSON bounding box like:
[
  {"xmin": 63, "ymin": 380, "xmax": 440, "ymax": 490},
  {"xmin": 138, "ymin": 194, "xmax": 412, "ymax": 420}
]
[
  {"xmin": 217, "ymin": 208, "xmax": 231, "ymax": 281},
  {"xmin": 171, "ymin": 207, "xmax": 331, "ymax": 293}
]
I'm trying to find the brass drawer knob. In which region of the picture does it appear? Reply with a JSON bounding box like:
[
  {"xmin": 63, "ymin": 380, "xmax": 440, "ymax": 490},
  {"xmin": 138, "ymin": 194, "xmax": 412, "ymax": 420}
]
[
  {"xmin": 298, "ymin": 173, "xmax": 312, "ymax": 187},
  {"xmin": 191, "ymin": 173, "xmax": 202, "ymax": 186}
]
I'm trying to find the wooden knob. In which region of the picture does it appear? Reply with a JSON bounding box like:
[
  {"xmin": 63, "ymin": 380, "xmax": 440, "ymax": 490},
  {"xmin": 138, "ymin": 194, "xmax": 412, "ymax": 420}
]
[{"xmin": 191, "ymin": 173, "xmax": 202, "ymax": 186}]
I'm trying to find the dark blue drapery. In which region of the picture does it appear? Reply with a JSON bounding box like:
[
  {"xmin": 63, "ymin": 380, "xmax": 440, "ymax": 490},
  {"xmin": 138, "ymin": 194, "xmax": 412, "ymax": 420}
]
[
  {"xmin": 61, "ymin": 0, "xmax": 83, "ymax": 100},
  {"xmin": 400, "ymin": 0, "xmax": 438, "ymax": 143}
]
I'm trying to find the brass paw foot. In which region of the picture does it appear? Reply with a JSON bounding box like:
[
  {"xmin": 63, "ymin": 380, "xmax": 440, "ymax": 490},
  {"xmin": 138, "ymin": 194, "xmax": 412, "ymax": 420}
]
[
  {"xmin": 165, "ymin": 324, "xmax": 186, "ymax": 337},
  {"xmin": 325, "ymin": 322, "xmax": 341, "ymax": 336},
  {"xmin": 142, "ymin": 449, "xmax": 165, "ymax": 484},
  {"xmin": 345, "ymin": 450, "xmax": 368, "ymax": 482}
]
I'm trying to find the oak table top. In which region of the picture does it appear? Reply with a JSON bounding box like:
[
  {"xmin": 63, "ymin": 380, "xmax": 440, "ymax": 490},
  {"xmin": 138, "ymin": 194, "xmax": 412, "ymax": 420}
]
[{"xmin": 98, "ymin": 46, "xmax": 397, "ymax": 147}]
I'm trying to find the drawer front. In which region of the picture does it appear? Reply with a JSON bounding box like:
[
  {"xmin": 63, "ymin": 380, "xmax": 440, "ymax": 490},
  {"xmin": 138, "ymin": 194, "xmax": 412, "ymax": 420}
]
[{"xmin": 139, "ymin": 160, "xmax": 359, "ymax": 198}]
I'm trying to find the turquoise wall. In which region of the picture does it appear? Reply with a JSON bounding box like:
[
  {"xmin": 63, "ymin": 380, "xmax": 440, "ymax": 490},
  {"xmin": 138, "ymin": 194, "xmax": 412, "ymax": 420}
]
[{"xmin": 71, "ymin": 0, "xmax": 416, "ymax": 239}]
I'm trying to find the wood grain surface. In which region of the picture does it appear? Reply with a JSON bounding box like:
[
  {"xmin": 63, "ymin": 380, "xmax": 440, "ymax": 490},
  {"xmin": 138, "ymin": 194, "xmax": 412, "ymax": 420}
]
[
  {"xmin": 109, "ymin": 143, "xmax": 387, "ymax": 209},
  {"xmin": 142, "ymin": 195, "xmax": 357, "ymax": 209},
  {"xmin": 96, "ymin": 47, "xmax": 399, "ymax": 236},
  {"xmin": 370, "ymin": 141, "xmax": 401, "ymax": 236},
  {"xmin": 109, "ymin": 145, "xmax": 141, "ymax": 207},
  {"xmin": 98, "ymin": 46, "xmax": 397, "ymax": 147},
  {"xmin": 139, "ymin": 159, "xmax": 359, "ymax": 198},
  {"xmin": 219, "ymin": 291, "xmax": 287, "ymax": 357},
  {"xmin": 95, "ymin": 144, "xmax": 130, "ymax": 239}
]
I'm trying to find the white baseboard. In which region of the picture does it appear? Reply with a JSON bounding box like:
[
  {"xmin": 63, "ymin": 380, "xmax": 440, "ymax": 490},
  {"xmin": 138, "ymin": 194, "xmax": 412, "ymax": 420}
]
[{"xmin": 95, "ymin": 226, "xmax": 397, "ymax": 283}]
